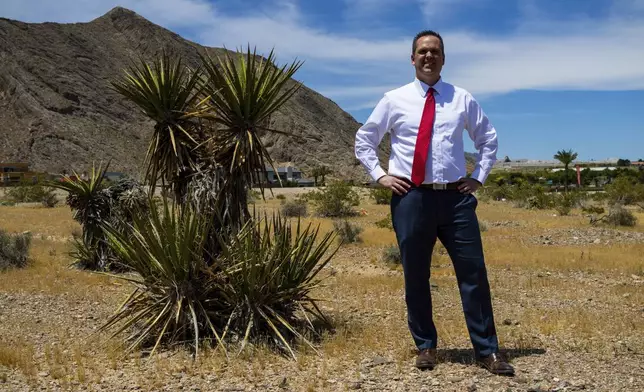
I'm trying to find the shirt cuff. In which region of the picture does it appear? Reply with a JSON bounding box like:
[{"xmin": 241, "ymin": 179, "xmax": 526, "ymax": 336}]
[
  {"xmin": 369, "ymin": 166, "xmax": 387, "ymax": 182},
  {"xmin": 470, "ymin": 167, "xmax": 489, "ymax": 185}
]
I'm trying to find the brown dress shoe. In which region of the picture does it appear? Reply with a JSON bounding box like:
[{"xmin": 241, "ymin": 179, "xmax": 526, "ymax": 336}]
[
  {"xmin": 477, "ymin": 353, "xmax": 515, "ymax": 376},
  {"xmin": 415, "ymin": 348, "xmax": 437, "ymax": 370}
]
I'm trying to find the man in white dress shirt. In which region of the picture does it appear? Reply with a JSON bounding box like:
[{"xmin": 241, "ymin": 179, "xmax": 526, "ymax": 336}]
[{"xmin": 354, "ymin": 30, "xmax": 514, "ymax": 375}]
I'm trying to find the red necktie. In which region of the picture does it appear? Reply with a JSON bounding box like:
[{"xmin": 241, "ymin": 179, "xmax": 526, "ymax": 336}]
[{"xmin": 411, "ymin": 88, "xmax": 435, "ymax": 186}]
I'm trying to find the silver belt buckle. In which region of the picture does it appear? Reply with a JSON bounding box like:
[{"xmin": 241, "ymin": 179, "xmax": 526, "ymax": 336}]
[{"xmin": 432, "ymin": 183, "xmax": 447, "ymax": 190}]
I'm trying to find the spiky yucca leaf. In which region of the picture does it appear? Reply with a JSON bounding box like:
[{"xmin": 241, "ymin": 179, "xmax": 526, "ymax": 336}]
[
  {"xmin": 198, "ymin": 47, "xmax": 304, "ymax": 224},
  {"xmin": 111, "ymin": 53, "xmax": 204, "ymax": 198},
  {"xmin": 100, "ymin": 198, "xmax": 227, "ymax": 358},
  {"xmin": 216, "ymin": 214, "xmax": 338, "ymax": 359},
  {"xmin": 49, "ymin": 162, "xmax": 111, "ymax": 269}
]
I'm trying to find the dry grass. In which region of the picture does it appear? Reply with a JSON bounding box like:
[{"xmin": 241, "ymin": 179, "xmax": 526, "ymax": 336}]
[{"xmin": 0, "ymin": 193, "xmax": 643, "ymax": 391}]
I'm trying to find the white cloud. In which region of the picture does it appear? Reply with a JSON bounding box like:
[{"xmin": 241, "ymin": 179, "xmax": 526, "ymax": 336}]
[
  {"xmin": 2, "ymin": 0, "xmax": 644, "ymax": 115},
  {"xmin": 418, "ymin": 0, "xmax": 460, "ymax": 19}
]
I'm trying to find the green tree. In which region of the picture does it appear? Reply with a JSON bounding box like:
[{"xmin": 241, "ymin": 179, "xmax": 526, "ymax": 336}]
[
  {"xmin": 616, "ymin": 158, "xmax": 631, "ymax": 167},
  {"xmin": 310, "ymin": 165, "xmax": 332, "ymax": 186},
  {"xmin": 553, "ymin": 149, "xmax": 578, "ymax": 192}
]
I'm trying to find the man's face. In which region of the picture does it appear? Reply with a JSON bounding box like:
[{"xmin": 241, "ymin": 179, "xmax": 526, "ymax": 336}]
[{"xmin": 411, "ymin": 35, "xmax": 444, "ymax": 83}]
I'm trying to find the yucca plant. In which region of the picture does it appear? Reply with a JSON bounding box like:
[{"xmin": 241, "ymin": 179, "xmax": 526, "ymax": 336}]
[
  {"xmin": 104, "ymin": 47, "xmax": 337, "ymax": 360},
  {"xmin": 50, "ymin": 163, "xmax": 111, "ymax": 269},
  {"xmin": 101, "ymin": 200, "xmax": 337, "ymax": 359},
  {"xmin": 111, "ymin": 53, "xmax": 205, "ymax": 201},
  {"xmin": 215, "ymin": 214, "xmax": 337, "ymax": 358},
  {"xmin": 198, "ymin": 47, "xmax": 304, "ymax": 229},
  {"xmin": 100, "ymin": 197, "xmax": 227, "ymax": 357}
]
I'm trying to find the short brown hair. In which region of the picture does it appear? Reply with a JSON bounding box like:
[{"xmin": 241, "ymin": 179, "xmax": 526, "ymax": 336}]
[{"xmin": 412, "ymin": 30, "xmax": 444, "ymax": 55}]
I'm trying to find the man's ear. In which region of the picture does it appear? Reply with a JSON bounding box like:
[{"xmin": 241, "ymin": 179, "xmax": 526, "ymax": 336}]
[{"xmin": 411, "ymin": 53, "xmax": 415, "ymax": 65}]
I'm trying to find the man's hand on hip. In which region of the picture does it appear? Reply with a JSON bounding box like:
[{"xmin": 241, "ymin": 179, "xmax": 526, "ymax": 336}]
[
  {"xmin": 378, "ymin": 175, "xmax": 411, "ymax": 195},
  {"xmin": 457, "ymin": 178, "xmax": 481, "ymax": 194}
]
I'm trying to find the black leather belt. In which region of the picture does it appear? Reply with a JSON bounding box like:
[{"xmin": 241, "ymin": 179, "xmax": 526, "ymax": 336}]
[
  {"xmin": 417, "ymin": 182, "xmax": 461, "ymax": 190},
  {"xmin": 399, "ymin": 177, "xmax": 461, "ymax": 190}
]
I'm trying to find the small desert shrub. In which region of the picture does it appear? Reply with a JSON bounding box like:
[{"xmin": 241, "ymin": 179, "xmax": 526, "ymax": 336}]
[
  {"xmin": 275, "ymin": 194, "xmax": 286, "ymax": 200},
  {"xmin": 605, "ymin": 205, "xmax": 637, "ymax": 227},
  {"xmin": 553, "ymin": 192, "xmax": 578, "ymax": 216},
  {"xmin": 6, "ymin": 183, "xmax": 58, "ymax": 207},
  {"xmin": 479, "ymin": 220, "xmax": 488, "ymax": 232},
  {"xmin": 307, "ymin": 181, "xmax": 360, "ymax": 217},
  {"xmin": 524, "ymin": 190, "xmax": 554, "ymax": 210},
  {"xmin": 375, "ymin": 215, "xmax": 393, "ymax": 230},
  {"xmin": 281, "ymin": 198, "xmax": 308, "ymax": 217},
  {"xmin": 0, "ymin": 230, "xmax": 32, "ymax": 270},
  {"xmin": 581, "ymin": 205, "xmax": 605, "ymax": 215},
  {"xmin": 41, "ymin": 190, "xmax": 59, "ymax": 208},
  {"xmin": 369, "ymin": 187, "xmax": 391, "ymax": 205},
  {"xmin": 555, "ymin": 204, "xmax": 571, "ymax": 216},
  {"xmin": 0, "ymin": 200, "xmax": 16, "ymax": 206},
  {"xmin": 605, "ymin": 177, "xmax": 644, "ymax": 205},
  {"xmin": 333, "ymin": 220, "xmax": 363, "ymax": 244},
  {"xmin": 247, "ymin": 189, "xmax": 261, "ymax": 203},
  {"xmin": 478, "ymin": 184, "xmax": 513, "ymax": 201},
  {"xmin": 591, "ymin": 192, "xmax": 609, "ymax": 202},
  {"xmin": 381, "ymin": 245, "xmax": 401, "ymax": 265}
]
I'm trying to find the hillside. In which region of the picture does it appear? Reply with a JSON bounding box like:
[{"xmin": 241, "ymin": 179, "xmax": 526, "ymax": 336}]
[{"xmin": 0, "ymin": 7, "xmax": 391, "ymax": 181}]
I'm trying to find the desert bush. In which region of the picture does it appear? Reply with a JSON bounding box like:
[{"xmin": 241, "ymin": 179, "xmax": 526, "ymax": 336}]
[
  {"xmin": 524, "ymin": 193, "xmax": 554, "ymax": 210},
  {"xmin": 281, "ymin": 198, "xmax": 308, "ymax": 217},
  {"xmin": 6, "ymin": 182, "xmax": 58, "ymax": 207},
  {"xmin": 40, "ymin": 190, "xmax": 59, "ymax": 208},
  {"xmin": 479, "ymin": 220, "xmax": 488, "ymax": 232},
  {"xmin": 605, "ymin": 205, "xmax": 637, "ymax": 227},
  {"xmin": 369, "ymin": 187, "xmax": 391, "ymax": 205},
  {"xmin": 247, "ymin": 189, "xmax": 261, "ymax": 204},
  {"xmin": 381, "ymin": 245, "xmax": 401, "ymax": 265},
  {"xmin": 333, "ymin": 220, "xmax": 363, "ymax": 244},
  {"xmin": 0, "ymin": 230, "xmax": 32, "ymax": 271},
  {"xmin": 581, "ymin": 204, "xmax": 605, "ymax": 215},
  {"xmin": 502, "ymin": 184, "xmax": 550, "ymax": 209},
  {"xmin": 591, "ymin": 192, "xmax": 609, "ymax": 202},
  {"xmin": 605, "ymin": 177, "xmax": 644, "ymax": 205},
  {"xmin": 375, "ymin": 215, "xmax": 393, "ymax": 230},
  {"xmin": 553, "ymin": 191, "xmax": 583, "ymax": 216},
  {"xmin": 555, "ymin": 204, "xmax": 571, "ymax": 216},
  {"xmin": 307, "ymin": 181, "xmax": 360, "ymax": 217},
  {"xmin": 479, "ymin": 184, "xmax": 513, "ymax": 201},
  {"xmin": 590, "ymin": 204, "xmax": 637, "ymax": 227},
  {"xmin": 275, "ymin": 194, "xmax": 286, "ymax": 200}
]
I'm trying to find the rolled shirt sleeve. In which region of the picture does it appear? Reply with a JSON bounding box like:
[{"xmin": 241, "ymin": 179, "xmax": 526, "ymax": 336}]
[
  {"xmin": 355, "ymin": 95, "xmax": 392, "ymax": 182},
  {"xmin": 465, "ymin": 93, "xmax": 498, "ymax": 185}
]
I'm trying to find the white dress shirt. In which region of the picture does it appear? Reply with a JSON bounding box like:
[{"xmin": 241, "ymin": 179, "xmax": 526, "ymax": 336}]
[{"xmin": 355, "ymin": 78, "xmax": 498, "ymax": 185}]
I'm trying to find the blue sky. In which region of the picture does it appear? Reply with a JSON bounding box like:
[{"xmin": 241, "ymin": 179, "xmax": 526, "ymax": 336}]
[{"xmin": 3, "ymin": 0, "xmax": 644, "ymax": 161}]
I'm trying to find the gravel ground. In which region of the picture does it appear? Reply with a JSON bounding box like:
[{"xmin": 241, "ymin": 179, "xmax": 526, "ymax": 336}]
[{"xmin": 1, "ymin": 200, "xmax": 643, "ymax": 391}]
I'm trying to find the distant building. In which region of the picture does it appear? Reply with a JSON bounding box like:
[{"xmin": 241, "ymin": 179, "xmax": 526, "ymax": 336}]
[
  {"xmin": 257, "ymin": 164, "xmax": 314, "ymax": 187},
  {"xmin": 0, "ymin": 162, "xmax": 34, "ymax": 185},
  {"xmin": 261, "ymin": 165, "xmax": 302, "ymax": 183},
  {"xmin": 551, "ymin": 167, "xmax": 617, "ymax": 172}
]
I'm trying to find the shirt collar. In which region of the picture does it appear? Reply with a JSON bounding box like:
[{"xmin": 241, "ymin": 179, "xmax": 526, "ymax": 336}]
[{"xmin": 414, "ymin": 77, "xmax": 444, "ymax": 97}]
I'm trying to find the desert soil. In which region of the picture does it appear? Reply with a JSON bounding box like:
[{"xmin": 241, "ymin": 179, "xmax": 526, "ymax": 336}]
[{"xmin": 0, "ymin": 190, "xmax": 643, "ymax": 391}]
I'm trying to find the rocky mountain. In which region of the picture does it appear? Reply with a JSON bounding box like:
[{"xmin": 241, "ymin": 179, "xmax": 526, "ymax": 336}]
[{"xmin": 0, "ymin": 7, "xmax": 391, "ymax": 181}]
